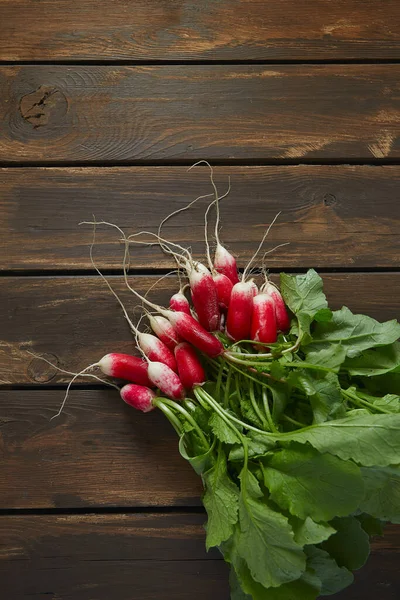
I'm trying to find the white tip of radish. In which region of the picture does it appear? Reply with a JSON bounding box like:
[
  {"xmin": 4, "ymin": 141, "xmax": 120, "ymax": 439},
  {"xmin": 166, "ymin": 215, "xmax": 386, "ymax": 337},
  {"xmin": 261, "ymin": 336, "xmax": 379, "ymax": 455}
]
[{"xmin": 98, "ymin": 354, "xmax": 114, "ymax": 376}]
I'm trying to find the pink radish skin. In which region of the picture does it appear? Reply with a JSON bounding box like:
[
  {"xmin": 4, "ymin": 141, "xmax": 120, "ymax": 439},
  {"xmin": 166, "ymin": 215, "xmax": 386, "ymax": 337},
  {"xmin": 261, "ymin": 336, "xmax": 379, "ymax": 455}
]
[
  {"xmin": 99, "ymin": 353, "xmax": 152, "ymax": 387},
  {"xmin": 174, "ymin": 342, "xmax": 206, "ymax": 390},
  {"xmin": 147, "ymin": 361, "xmax": 185, "ymax": 400},
  {"xmin": 189, "ymin": 265, "xmax": 220, "ymax": 331},
  {"xmin": 120, "ymin": 384, "xmax": 156, "ymax": 412},
  {"xmin": 169, "ymin": 292, "xmax": 191, "ymax": 315},
  {"xmin": 251, "ymin": 293, "xmax": 278, "ymax": 344},
  {"xmin": 226, "ymin": 281, "xmax": 256, "ymax": 342},
  {"xmin": 148, "ymin": 314, "xmax": 181, "ymax": 350},
  {"xmin": 214, "ymin": 244, "xmax": 239, "ymax": 284},
  {"xmin": 213, "ymin": 272, "xmax": 233, "ymax": 311},
  {"xmin": 167, "ymin": 311, "xmax": 224, "ymax": 357},
  {"xmin": 263, "ymin": 282, "xmax": 291, "ymax": 332},
  {"xmin": 138, "ymin": 332, "xmax": 177, "ymax": 372}
]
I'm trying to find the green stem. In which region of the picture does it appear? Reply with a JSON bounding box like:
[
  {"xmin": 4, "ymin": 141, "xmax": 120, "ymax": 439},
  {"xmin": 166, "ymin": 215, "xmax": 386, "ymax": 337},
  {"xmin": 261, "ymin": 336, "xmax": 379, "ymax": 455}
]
[
  {"xmin": 283, "ymin": 414, "xmax": 307, "ymax": 428},
  {"xmin": 249, "ymin": 380, "xmax": 269, "ymax": 429},
  {"xmin": 342, "ymin": 388, "xmax": 391, "ymax": 414},
  {"xmin": 287, "ymin": 362, "xmax": 336, "ymax": 373},
  {"xmin": 228, "ymin": 360, "xmax": 277, "ymax": 389},
  {"xmin": 160, "ymin": 398, "xmax": 210, "ymax": 447},
  {"xmin": 224, "ymin": 367, "xmax": 233, "ymax": 408},
  {"xmin": 154, "ymin": 399, "xmax": 183, "ymax": 435},
  {"xmin": 262, "ymin": 388, "xmax": 278, "ymax": 433}
]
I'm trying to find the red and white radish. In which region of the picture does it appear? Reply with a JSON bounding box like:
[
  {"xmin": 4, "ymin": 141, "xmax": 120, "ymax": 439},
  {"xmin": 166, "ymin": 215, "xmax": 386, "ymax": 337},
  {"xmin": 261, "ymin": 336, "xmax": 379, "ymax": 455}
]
[
  {"xmin": 148, "ymin": 314, "xmax": 181, "ymax": 350},
  {"xmin": 262, "ymin": 281, "xmax": 291, "ymax": 332},
  {"xmin": 169, "ymin": 291, "xmax": 191, "ymax": 315},
  {"xmin": 213, "ymin": 272, "xmax": 233, "ymax": 312},
  {"xmin": 120, "ymin": 384, "xmax": 156, "ymax": 412},
  {"xmin": 174, "ymin": 342, "xmax": 206, "ymax": 390},
  {"xmin": 147, "ymin": 361, "xmax": 185, "ymax": 401},
  {"xmin": 167, "ymin": 311, "xmax": 224, "ymax": 357},
  {"xmin": 137, "ymin": 332, "xmax": 177, "ymax": 373},
  {"xmin": 188, "ymin": 262, "xmax": 220, "ymax": 331},
  {"xmin": 226, "ymin": 281, "xmax": 256, "ymax": 342},
  {"xmin": 251, "ymin": 293, "xmax": 277, "ymax": 344},
  {"xmin": 99, "ymin": 353, "xmax": 152, "ymax": 387},
  {"xmin": 214, "ymin": 244, "xmax": 239, "ymax": 285}
]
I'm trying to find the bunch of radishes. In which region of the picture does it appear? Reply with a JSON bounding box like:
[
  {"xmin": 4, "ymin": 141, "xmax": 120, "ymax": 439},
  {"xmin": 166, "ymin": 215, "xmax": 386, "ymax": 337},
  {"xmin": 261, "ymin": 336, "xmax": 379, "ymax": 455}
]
[{"xmin": 94, "ymin": 214, "xmax": 291, "ymax": 413}]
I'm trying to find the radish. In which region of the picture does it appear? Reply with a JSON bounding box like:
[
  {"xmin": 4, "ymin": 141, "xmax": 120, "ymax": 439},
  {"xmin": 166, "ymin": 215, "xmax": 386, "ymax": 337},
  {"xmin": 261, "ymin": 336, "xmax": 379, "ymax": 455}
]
[
  {"xmin": 99, "ymin": 353, "xmax": 152, "ymax": 387},
  {"xmin": 251, "ymin": 293, "xmax": 277, "ymax": 344},
  {"xmin": 214, "ymin": 244, "xmax": 239, "ymax": 285},
  {"xmin": 262, "ymin": 281, "xmax": 291, "ymax": 332},
  {"xmin": 188, "ymin": 262, "xmax": 220, "ymax": 331},
  {"xmin": 169, "ymin": 291, "xmax": 191, "ymax": 315},
  {"xmin": 120, "ymin": 384, "xmax": 156, "ymax": 412},
  {"xmin": 174, "ymin": 342, "xmax": 206, "ymax": 390},
  {"xmin": 226, "ymin": 281, "xmax": 256, "ymax": 342},
  {"xmin": 137, "ymin": 332, "xmax": 177, "ymax": 373},
  {"xmin": 148, "ymin": 314, "xmax": 181, "ymax": 349},
  {"xmin": 213, "ymin": 272, "xmax": 233, "ymax": 311},
  {"xmin": 147, "ymin": 361, "xmax": 185, "ymax": 400},
  {"xmin": 167, "ymin": 311, "xmax": 224, "ymax": 357}
]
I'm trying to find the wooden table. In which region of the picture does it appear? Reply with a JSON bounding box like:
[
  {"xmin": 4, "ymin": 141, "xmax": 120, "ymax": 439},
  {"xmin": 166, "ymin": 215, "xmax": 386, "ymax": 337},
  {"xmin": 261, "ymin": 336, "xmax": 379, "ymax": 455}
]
[{"xmin": 0, "ymin": 2, "xmax": 399, "ymax": 598}]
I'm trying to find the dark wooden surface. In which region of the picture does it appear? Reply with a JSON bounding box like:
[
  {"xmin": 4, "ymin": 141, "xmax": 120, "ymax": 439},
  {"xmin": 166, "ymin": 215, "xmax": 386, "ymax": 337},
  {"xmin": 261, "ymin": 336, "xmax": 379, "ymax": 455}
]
[
  {"xmin": 1, "ymin": 1, "xmax": 400, "ymax": 61},
  {"xmin": 1, "ymin": 66, "xmax": 400, "ymax": 163},
  {"xmin": 1, "ymin": 2, "xmax": 399, "ymax": 598},
  {"xmin": 1, "ymin": 166, "xmax": 399, "ymax": 271}
]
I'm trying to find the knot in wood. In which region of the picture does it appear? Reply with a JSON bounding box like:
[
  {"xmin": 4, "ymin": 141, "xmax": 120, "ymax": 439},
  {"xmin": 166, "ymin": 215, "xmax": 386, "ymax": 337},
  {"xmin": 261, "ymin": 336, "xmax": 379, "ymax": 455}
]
[
  {"xmin": 323, "ymin": 193, "xmax": 337, "ymax": 207},
  {"xmin": 19, "ymin": 85, "xmax": 68, "ymax": 129},
  {"xmin": 27, "ymin": 353, "xmax": 59, "ymax": 383}
]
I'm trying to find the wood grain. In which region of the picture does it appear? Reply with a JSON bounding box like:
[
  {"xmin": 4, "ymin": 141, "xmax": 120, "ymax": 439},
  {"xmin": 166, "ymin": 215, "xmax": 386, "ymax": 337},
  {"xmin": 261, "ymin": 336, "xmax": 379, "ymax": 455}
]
[
  {"xmin": 1, "ymin": 66, "xmax": 399, "ymax": 163},
  {"xmin": 1, "ymin": 274, "xmax": 399, "ymax": 386},
  {"xmin": 0, "ymin": 515, "xmax": 398, "ymax": 599},
  {"xmin": 0, "ymin": 389, "xmax": 202, "ymax": 508},
  {"xmin": 1, "ymin": 1, "xmax": 400, "ymax": 62},
  {"xmin": 1, "ymin": 165, "xmax": 400, "ymax": 271}
]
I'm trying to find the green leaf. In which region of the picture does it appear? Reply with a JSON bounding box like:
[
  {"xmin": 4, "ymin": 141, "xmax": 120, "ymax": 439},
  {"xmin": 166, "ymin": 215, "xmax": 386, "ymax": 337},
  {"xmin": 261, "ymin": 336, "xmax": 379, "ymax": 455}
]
[
  {"xmin": 321, "ymin": 516, "xmax": 370, "ymax": 571},
  {"xmin": 372, "ymin": 394, "xmax": 400, "ymax": 413},
  {"xmin": 360, "ymin": 466, "xmax": 400, "ymax": 523},
  {"xmin": 236, "ymin": 469, "xmax": 306, "ymax": 589},
  {"xmin": 233, "ymin": 557, "xmax": 321, "ymax": 600},
  {"xmin": 209, "ymin": 412, "xmax": 240, "ymax": 444},
  {"xmin": 291, "ymin": 516, "xmax": 336, "ymax": 546},
  {"xmin": 262, "ymin": 444, "xmax": 364, "ymax": 522},
  {"xmin": 356, "ymin": 514, "xmax": 385, "ymax": 537},
  {"xmin": 229, "ymin": 568, "xmax": 251, "ymax": 600},
  {"xmin": 281, "ymin": 413, "xmax": 400, "ymax": 467},
  {"xmin": 270, "ymin": 383, "xmax": 288, "ymax": 423},
  {"xmin": 178, "ymin": 434, "xmax": 214, "ymax": 476},
  {"xmin": 307, "ymin": 373, "xmax": 345, "ymax": 424},
  {"xmin": 203, "ymin": 451, "xmax": 240, "ymax": 550},
  {"xmin": 280, "ymin": 270, "xmax": 328, "ymax": 335},
  {"xmin": 343, "ymin": 342, "xmax": 400, "ymax": 377},
  {"xmin": 304, "ymin": 344, "xmax": 347, "ymax": 371},
  {"xmin": 310, "ymin": 307, "xmax": 400, "ymax": 357},
  {"xmin": 229, "ymin": 432, "xmax": 276, "ymax": 462},
  {"xmin": 314, "ymin": 308, "xmax": 333, "ymax": 323},
  {"xmin": 305, "ymin": 546, "xmax": 354, "ymax": 596}
]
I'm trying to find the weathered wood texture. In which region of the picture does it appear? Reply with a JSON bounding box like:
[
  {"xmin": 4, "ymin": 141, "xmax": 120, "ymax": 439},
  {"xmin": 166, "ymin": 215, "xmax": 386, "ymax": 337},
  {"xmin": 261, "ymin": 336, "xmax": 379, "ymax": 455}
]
[
  {"xmin": 1, "ymin": 66, "xmax": 399, "ymax": 163},
  {"xmin": 1, "ymin": 165, "xmax": 399, "ymax": 271},
  {"xmin": 1, "ymin": 1, "xmax": 400, "ymax": 62},
  {"xmin": 0, "ymin": 390, "xmax": 202, "ymax": 509},
  {"xmin": 1, "ymin": 274, "xmax": 399, "ymax": 386},
  {"xmin": 0, "ymin": 515, "xmax": 398, "ymax": 600}
]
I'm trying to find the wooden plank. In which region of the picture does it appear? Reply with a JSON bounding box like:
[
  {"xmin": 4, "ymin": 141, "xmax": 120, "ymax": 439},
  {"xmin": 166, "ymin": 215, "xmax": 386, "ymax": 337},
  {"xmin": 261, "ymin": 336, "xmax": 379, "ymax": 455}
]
[
  {"xmin": 1, "ymin": 1, "xmax": 400, "ymax": 62},
  {"xmin": 0, "ymin": 389, "xmax": 202, "ymax": 508},
  {"xmin": 1, "ymin": 274, "xmax": 399, "ymax": 386},
  {"xmin": 0, "ymin": 515, "xmax": 398, "ymax": 600},
  {"xmin": 1, "ymin": 165, "xmax": 399, "ymax": 271},
  {"xmin": 1, "ymin": 66, "xmax": 399, "ymax": 163}
]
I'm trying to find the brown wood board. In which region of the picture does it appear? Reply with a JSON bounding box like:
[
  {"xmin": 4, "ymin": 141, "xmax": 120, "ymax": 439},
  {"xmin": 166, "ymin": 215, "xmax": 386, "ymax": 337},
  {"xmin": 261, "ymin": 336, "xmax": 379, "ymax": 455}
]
[
  {"xmin": 1, "ymin": 165, "xmax": 400, "ymax": 271},
  {"xmin": 1, "ymin": 66, "xmax": 400, "ymax": 163},
  {"xmin": 1, "ymin": 274, "xmax": 399, "ymax": 386},
  {"xmin": 1, "ymin": 1, "xmax": 400, "ymax": 62},
  {"xmin": 0, "ymin": 515, "xmax": 398, "ymax": 599}
]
